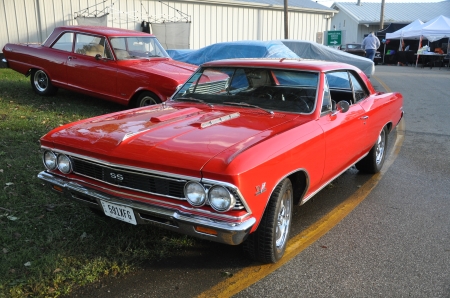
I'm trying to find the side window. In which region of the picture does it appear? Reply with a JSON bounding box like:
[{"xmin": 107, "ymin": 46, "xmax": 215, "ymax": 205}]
[
  {"xmin": 349, "ymin": 72, "xmax": 369, "ymax": 102},
  {"xmin": 326, "ymin": 71, "xmax": 351, "ymax": 89},
  {"xmin": 74, "ymin": 33, "xmax": 107, "ymax": 58},
  {"xmin": 321, "ymin": 75, "xmax": 332, "ymax": 113},
  {"xmin": 52, "ymin": 32, "xmax": 74, "ymax": 52}
]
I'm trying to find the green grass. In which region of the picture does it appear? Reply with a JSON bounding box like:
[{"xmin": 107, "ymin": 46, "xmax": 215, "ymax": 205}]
[{"xmin": 0, "ymin": 69, "xmax": 196, "ymax": 297}]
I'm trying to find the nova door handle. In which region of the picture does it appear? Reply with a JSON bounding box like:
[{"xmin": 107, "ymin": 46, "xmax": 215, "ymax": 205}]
[{"xmin": 360, "ymin": 116, "xmax": 369, "ymax": 120}]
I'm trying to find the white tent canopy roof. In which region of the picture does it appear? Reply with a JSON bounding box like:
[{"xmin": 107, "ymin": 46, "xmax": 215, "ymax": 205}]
[
  {"xmin": 402, "ymin": 15, "xmax": 450, "ymax": 42},
  {"xmin": 385, "ymin": 19, "xmax": 423, "ymax": 40}
]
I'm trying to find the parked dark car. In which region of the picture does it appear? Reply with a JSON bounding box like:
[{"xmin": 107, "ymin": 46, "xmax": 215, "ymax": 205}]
[{"xmin": 340, "ymin": 43, "xmax": 382, "ymax": 65}]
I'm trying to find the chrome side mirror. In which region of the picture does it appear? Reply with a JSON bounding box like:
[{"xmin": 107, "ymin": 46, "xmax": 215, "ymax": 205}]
[{"xmin": 331, "ymin": 101, "xmax": 350, "ymax": 116}]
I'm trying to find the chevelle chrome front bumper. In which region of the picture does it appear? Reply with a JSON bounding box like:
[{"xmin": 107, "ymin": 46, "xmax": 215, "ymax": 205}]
[{"xmin": 38, "ymin": 171, "xmax": 255, "ymax": 245}]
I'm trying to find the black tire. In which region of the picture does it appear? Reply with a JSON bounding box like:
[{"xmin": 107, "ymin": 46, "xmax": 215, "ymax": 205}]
[
  {"xmin": 132, "ymin": 91, "xmax": 161, "ymax": 108},
  {"xmin": 243, "ymin": 178, "xmax": 293, "ymax": 263},
  {"xmin": 356, "ymin": 127, "xmax": 388, "ymax": 173},
  {"xmin": 30, "ymin": 69, "xmax": 58, "ymax": 96}
]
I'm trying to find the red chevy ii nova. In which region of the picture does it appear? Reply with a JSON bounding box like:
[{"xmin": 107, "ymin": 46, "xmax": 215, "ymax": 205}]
[
  {"xmin": 38, "ymin": 59, "xmax": 403, "ymax": 263},
  {"xmin": 2, "ymin": 26, "xmax": 197, "ymax": 107}
]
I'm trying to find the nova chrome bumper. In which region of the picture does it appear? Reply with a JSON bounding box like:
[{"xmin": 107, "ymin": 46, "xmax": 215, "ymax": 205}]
[
  {"xmin": 37, "ymin": 171, "xmax": 255, "ymax": 245},
  {"xmin": 1, "ymin": 58, "xmax": 8, "ymax": 68}
]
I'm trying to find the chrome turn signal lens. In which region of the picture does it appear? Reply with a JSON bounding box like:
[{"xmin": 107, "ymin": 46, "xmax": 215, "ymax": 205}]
[
  {"xmin": 208, "ymin": 185, "xmax": 236, "ymax": 212},
  {"xmin": 184, "ymin": 181, "xmax": 207, "ymax": 207},
  {"xmin": 57, "ymin": 154, "xmax": 72, "ymax": 174},
  {"xmin": 43, "ymin": 150, "xmax": 57, "ymax": 170}
]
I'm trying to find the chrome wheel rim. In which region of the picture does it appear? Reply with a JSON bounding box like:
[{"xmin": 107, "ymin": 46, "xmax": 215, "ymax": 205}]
[
  {"xmin": 375, "ymin": 129, "xmax": 386, "ymax": 165},
  {"xmin": 34, "ymin": 70, "xmax": 49, "ymax": 92},
  {"xmin": 276, "ymin": 188, "xmax": 292, "ymax": 250},
  {"xmin": 140, "ymin": 96, "xmax": 158, "ymax": 106}
]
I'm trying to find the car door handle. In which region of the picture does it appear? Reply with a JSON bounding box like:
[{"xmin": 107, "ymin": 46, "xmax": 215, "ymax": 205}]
[
  {"xmin": 68, "ymin": 56, "xmax": 77, "ymax": 60},
  {"xmin": 360, "ymin": 116, "xmax": 369, "ymax": 120}
]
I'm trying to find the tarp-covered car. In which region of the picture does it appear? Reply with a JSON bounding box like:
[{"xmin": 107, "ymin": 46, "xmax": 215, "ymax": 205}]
[
  {"xmin": 167, "ymin": 40, "xmax": 299, "ymax": 65},
  {"xmin": 281, "ymin": 40, "xmax": 375, "ymax": 76}
]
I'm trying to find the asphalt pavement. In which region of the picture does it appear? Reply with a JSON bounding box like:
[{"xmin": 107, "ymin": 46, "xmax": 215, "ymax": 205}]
[{"xmin": 69, "ymin": 65, "xmax": 450, "ymax": 298}]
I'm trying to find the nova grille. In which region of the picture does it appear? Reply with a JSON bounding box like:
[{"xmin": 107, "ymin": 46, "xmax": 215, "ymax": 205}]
[{"xmin": 71, "ymin": 157, "xmax": 244, "ymax": 210}]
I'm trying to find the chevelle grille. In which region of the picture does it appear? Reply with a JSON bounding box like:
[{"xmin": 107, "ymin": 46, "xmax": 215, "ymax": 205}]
[{"xmin": 71, "ymin": 157, "xmax": 244, "ymax": 209}]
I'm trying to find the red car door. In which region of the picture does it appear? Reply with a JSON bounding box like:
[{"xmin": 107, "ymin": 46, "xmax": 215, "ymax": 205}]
[
  {"xmin": 318, "ymin": 71, "xmax": 368, "ymax": 183},
  {"xmin": 66, "ymin": 33, "xmax": 117, "ymax": 98}
]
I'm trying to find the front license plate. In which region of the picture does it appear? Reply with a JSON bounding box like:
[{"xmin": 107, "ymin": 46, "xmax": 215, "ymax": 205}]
[{"xmin": 100, "ymin": 200, "xmax": 137, "ymax": 225}]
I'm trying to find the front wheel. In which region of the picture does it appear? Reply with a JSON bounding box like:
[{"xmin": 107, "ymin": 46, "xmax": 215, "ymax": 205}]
[
  {"xmin": 243, "ymin": 178, "xmax": 293, "ymax": 263},
  {"xmin": 132, "ymin": 91, "xmax": 161, "ymax": 108},
  {"xmin": 30, "ymin": 69, "xmax": 57, "ymax": 96},
  {"xmin": 356, "ymin": 127, "xmax": 388, "ymax": 173}
]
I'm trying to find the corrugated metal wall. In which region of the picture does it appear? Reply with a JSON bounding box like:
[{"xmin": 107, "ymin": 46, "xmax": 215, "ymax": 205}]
[{"xmin": 1, "ymin": 0, "xmax": 332, "ymax": 51}]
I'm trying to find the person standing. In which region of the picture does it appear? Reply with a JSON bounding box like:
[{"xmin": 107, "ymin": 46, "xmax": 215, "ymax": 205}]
[{"xmin": 362, "ymin": 32, "xmax": 380, "ymax": 61}]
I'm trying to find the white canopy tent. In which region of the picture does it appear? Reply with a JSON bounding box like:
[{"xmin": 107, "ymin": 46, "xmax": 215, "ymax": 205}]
[
  {"xmin": 385, "ymin": 19, "xmax": 424, "ymax": 40},
  {"xmin": 403, "ymin": 15, "xmax": 450, "ymax": 42}
]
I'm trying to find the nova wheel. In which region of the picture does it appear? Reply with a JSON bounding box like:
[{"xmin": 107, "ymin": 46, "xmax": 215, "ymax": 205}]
[
  {"xmin": 132, "ymin": 91, "xmax": 161, "ymax": 108},
  {"xmin": 30, "ymin": 69, "xmax": 57, "ymax": 96},
  {"xmin": 356, "ymin": 127, "xmax": 388, "ymax": 173},
  {"xmin": 243, "ymin": 178, "xmax": 293, "ymax": 263}
]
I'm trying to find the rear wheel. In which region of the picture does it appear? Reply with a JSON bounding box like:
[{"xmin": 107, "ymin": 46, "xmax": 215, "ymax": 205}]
[
  {"xmin": 132, "ymin": 91, "xmax": 161, "ymax": 108},
  {"xmin": 356, "ymin": 127, "xmax": 388, "ymax": 173},
  {"xmin": 30, "ymin": 69, "xmax": 57, "ymax": 96},
  {"xmin": 243, "ymin": 178, "xmax": 293, "ymax": 263}
]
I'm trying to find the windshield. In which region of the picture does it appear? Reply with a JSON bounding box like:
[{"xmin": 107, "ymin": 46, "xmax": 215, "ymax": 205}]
[
  {"xmin": 109, "ymin": 36, "xmax": 169, "ymax": 60},
  {"xmin": 172, "ymin": 67, "xmax": 319, "ymax": 114}
]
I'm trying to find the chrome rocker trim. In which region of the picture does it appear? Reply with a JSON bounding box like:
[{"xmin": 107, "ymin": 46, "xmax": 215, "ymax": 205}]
[{"xmin": 38, "ymin": 171, "xmax": 255, "ymax": 245}]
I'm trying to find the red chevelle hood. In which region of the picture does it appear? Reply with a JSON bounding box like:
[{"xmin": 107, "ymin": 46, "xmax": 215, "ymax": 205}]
[
  {"xmin": 42, "ymin": 104, "xmax": 304, "ymax": 175},
  {"xmin": 126, "ymin": 59, "xmax": 197, "ymax": 81}
]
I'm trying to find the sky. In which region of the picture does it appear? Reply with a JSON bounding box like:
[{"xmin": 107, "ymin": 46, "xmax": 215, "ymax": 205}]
[{"xmin": 316, "ymin": 0, "xmax": 446, "ymax": 8}]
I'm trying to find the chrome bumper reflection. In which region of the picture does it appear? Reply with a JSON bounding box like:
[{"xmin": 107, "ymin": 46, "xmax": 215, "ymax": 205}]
[
  {"xmin": 1, "ymin": 58, "xmax": 8, "ymax": 68},
  {"xmin": 38, "ymin": 171, "xmax": 255, "ymax": 245}
]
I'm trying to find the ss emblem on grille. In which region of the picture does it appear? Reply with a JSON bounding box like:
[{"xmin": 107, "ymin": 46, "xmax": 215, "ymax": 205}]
[{"xmin": 110, "ymin": 173, "xmax": 124, "ymax": 181}]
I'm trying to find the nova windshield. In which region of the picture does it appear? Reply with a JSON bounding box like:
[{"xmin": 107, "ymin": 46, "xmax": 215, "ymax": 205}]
[
  {"xmin": 173, "ymin": 67, "xmax": 319, "ymax": 114},
  {"xmin": 109, "ymin": 37, "xmax": 169, "ymax": 60}
]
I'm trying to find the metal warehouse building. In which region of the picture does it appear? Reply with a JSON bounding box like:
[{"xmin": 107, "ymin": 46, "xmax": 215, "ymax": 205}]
[{"xmin": 1, "ymin": 0, "xmax": 336, "ymax": 52}]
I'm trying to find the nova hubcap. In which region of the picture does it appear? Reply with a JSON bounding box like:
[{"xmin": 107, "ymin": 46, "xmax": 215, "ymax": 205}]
[{"xmin": 34, "ymin": 70, "xmax": 48, "ymax": 92}]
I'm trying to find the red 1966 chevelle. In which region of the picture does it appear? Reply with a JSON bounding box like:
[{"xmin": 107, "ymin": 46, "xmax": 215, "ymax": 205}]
[
  {"xmin": 37, "ymin": 59, "xmax": 403, "ymax": 263},
  {"xmin": 2, "ymin": 26, "xmax": 197, "ymax": 107}
]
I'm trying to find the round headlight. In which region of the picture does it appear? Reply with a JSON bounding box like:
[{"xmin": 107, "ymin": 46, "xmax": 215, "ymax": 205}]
[
  {"xmin": 57, "ymin": 154, "xmax": 72, "ymax": 174},
  {"xmin": 208, "ymin": 185, "xmax": 236, "ymax": 212},
  {"xmin": 43, "ymin": 150, "xmax": 57, "ymax": 170},
  {"xmin": 184, "ymin": 181, "xmax": 207, "ymax": 207}
]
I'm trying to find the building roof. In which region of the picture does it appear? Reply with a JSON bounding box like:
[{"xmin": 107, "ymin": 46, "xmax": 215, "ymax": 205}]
[
  {"xmin": 331, "ymin": 2, "xmax": 450, "ymax": 24},
  {"xmin": 235, "ymin": 0, "xmax": 336, "ymax": 11}
]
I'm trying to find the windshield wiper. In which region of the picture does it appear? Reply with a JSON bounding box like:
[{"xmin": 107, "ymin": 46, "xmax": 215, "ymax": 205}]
[
  {"xmin": 223, "ymin": 102, "xmax": 274, "ymax": 115},
  {"xmin": 175, "ymin": 97, "xmax": 213, "ymax": 107}
]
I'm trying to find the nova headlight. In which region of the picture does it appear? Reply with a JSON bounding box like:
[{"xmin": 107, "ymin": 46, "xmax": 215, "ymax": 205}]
[
  {"xmin": 57, "ymin": 154, "xmax": 72, "ymax": 174},
  {"xmin": 43, "ymin": 150, "xmax": 57, "ymax": 170},
  {"xmin": 184, "ymin": 181, "xmax": 207, "ymax": 207},
  {"xmin": 208, "ymin": 185, "xmax": 236, "ymax": 212}
]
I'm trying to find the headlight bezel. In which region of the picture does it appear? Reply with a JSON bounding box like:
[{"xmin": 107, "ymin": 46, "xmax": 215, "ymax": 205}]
[
  {"xmin": 208, "ymin": 185, "xmax": 236, "ymax": 212},
  {"xmin": 43, "ymin": 150, "xmax": 58, "ymax": 170},
  {"xmin": 184, "ymin": 181, "xmax": 207, "ymax": 207},
  {"xmin": 56, "ymin": 153, "xmax": 73, "ymax": 174}
]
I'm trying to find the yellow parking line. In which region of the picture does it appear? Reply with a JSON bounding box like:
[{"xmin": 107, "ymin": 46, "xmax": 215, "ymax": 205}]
[{"xmin": 197, "ymin": 79, "xmax": 404, "ymax": 298}]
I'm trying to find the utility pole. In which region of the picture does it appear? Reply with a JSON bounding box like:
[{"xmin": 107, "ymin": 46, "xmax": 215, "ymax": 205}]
[
  {"xmin": 284, "ymin": 0, "xmax": 289, "ymax": 39},
  {"xmin": 379, "ymin": 0, "xmax": 385, "ymax": 29}
]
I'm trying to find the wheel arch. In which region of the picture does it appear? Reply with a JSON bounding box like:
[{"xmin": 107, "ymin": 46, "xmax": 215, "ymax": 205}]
[{"xmin": 129, "ymin": 89, "xmax": 163, "ymax": 108}]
